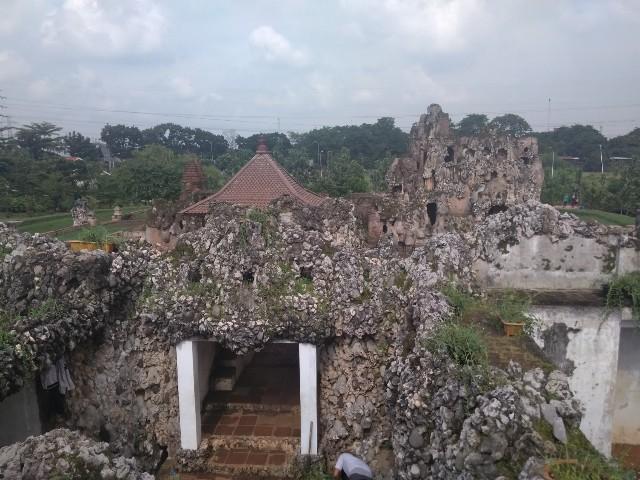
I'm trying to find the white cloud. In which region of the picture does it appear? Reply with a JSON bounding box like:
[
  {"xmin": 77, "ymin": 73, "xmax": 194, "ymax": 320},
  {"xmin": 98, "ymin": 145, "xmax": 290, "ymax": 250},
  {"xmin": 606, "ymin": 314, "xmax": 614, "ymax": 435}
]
[
  {"xmin": 169, "ymin": 76, "xmax": 195, "ymax": 99},
  {"xmin": 249, "ymin": 25, "xmax": 308, "ymax": 66},
  {"xmin": 342, "ymin": 0, "xmax": 485, "ymax": 52},
  {"xmin": 308, "ymin": 72, "xmax": 334, "ymax": 107},
  {"xmin": 41, "ymin": 0, "xmax": 166, "ymax": 56},
  {"xmin": 352, "ymin": 88, "xmax": 378, "ymax": 104},
  {"xmin": 27, "ymin": 78, "xmax": 53, "ymax": 99},
  {"xmin": 0, "ymin": 51, "xmax": 30, "ymax": 81}
]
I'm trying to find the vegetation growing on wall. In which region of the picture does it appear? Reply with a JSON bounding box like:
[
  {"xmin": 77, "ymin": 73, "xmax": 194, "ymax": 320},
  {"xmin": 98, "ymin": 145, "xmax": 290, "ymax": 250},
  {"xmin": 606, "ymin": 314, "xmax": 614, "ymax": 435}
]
[{"xmin": 606, "ymin": 272, "xmax": 640, "ymax": 322}]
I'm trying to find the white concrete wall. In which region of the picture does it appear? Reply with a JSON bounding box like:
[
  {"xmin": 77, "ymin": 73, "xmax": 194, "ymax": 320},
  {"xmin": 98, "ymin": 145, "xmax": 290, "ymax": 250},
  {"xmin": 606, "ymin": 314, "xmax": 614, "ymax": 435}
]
[
  {"xmin": 532, "ymin": 306, "xmax": 621, "ymax": 456},
  {"xmin": 612, "ymin": 322, "xmax": 640, "ymax": 445},
  {"xmin": 299, "ymin": 343, "xmax": 318, "ymax": 455},
  {"xmin": 474, "ymin": 235, "xmax": 631, "ymax": 290},
  {"xmin": 0, "ymin": 380, "xmax": 42, "ymax": 447},
  {"xmin": 176, "ymin": 340, "xmax": 202, "ymax": 450}
]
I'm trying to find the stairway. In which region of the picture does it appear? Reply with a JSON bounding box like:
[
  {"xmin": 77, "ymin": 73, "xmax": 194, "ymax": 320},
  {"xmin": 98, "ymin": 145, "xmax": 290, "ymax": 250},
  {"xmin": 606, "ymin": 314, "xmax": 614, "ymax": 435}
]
[
  {"xmin": 200, "ymin": 404, "xmax": 300, "ymax": 479},
  {"xmin": 212, "ymin": 350, "xmax": 255, "ymax": 392},
  {"xmin": 190, "ymin": 343, "xmax": 301, "ymax": 479}
]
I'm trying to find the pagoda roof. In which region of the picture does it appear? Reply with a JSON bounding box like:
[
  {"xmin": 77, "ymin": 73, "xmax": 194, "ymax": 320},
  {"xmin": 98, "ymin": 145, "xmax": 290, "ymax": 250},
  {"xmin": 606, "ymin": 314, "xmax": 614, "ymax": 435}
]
[{"xmin": 180, "ymin": 142, "xmax": 325, "ymax": 214}]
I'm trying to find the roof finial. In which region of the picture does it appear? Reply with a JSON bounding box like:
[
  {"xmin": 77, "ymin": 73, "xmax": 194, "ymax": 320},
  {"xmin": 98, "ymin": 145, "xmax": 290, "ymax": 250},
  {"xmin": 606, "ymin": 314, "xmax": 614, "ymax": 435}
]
[{"xmin": 256, "ymin": 135, "xmax": 269, "ymax": 153}]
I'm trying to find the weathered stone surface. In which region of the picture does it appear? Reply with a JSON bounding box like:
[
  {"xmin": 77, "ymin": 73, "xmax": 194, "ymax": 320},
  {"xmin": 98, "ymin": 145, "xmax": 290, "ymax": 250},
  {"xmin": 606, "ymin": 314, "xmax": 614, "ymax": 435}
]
[{"xmin": 0, "ymin": 428, "xmax": 152, "ymax": 479}]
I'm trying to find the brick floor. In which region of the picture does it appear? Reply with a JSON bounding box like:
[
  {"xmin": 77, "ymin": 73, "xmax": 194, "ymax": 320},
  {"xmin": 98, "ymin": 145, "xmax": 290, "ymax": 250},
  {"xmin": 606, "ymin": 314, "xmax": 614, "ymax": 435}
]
[{"xmin": 613, "ymin": 443, "xmax": 640, "ymax": 472}]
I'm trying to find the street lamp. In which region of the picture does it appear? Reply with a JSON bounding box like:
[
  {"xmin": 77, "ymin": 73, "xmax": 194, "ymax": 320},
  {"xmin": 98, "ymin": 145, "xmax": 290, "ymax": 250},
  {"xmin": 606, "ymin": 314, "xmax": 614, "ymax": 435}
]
[{"xmin": 204, "ymin": 140, "xmax": 214, "ymax": 163}]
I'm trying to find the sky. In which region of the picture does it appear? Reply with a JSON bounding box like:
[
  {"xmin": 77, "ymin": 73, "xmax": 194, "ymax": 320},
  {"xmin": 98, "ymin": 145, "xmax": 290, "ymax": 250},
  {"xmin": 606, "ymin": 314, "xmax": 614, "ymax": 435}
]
[{"xmin": 1, "ymin": 0, "xmax": 639, "ymax": 139}]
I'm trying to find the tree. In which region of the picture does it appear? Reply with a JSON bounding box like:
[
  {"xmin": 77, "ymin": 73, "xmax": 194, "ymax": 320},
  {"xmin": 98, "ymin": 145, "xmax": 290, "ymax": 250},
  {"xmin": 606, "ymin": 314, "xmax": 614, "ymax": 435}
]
[
  {"xmin": 142, "ymin": 123, "xmax": 228, "ymax": 159},
  {"xmin": 236, "ymin": 133, "xmax": 292, "ymax": 154},
  {"xmin": 214, "ymin": 149, "xmax": 254, "ymax": 176},
  {"xmin": 101, "ymin": 124, "xmax": 143, "ymax": 158},
  {"xmin": 537, "ymin": 125, "xmax": 607, "ymax": 172},
  {"xmin": 97, "ymin": 145, "xmax": 185, "ymax": 204},
  {"xmin": 64, "ymin": 131, "xmax": 99, "ymax": 161},
  {"xmin": 489, "ymin": 114, "xmax": 532, "ymax": 138},
  {"xmin": 308, "ymin": 148, "xmax": 370, "ymax": 196},
  {"xmin": 15, "ymin": 122, "xmax": 63, "ymax": 159},
  {"xmin": 455, "ymin": 114, "xmax": 489, "ymax": 136}
]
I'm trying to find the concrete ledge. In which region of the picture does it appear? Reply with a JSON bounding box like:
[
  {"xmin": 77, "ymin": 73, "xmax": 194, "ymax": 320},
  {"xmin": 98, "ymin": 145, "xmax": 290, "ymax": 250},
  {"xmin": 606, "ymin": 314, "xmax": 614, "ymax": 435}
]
[{"xmin": 487, "ymin": 288, "xmax": 607, "ymax": 306}]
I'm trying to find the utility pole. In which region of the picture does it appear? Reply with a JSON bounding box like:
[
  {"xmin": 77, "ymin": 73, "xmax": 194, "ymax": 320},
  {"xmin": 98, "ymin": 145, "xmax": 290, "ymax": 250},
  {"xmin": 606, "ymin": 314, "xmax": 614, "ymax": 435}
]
[
  {"xmin": 600, "ymin": 144, "xmax": 604, "ymax": 174},
  {"xmin": 551, "ymin": 151, "xmax": 555, "ymax": 178}
]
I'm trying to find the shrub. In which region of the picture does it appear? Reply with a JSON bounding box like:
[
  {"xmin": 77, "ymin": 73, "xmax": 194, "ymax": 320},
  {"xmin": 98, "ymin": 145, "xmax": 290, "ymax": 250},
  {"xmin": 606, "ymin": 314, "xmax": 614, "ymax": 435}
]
[
  {"xmin": 77, "ymin": 226, "xmax": 109, "ymax": 244},
  {"xmin": 606, "ymin": 272, "xmax": 640, "ymax": 322},
  {"xmin": 425, "ymin": 322, "xmax": 488, "ymax": 368}
]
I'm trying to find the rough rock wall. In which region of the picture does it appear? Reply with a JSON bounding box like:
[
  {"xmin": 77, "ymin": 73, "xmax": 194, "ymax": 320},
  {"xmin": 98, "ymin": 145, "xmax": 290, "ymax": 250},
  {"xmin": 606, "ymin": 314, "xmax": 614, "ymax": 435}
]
[
  {"xmin": 319, "ymin": 337, "xmax": 394, "ymax": 479},
  {"xmin": 66, "ymin": 323, "xmax": 179, "ymax": 469},
  {"xmin": 0, "ymin": 428, "xmax": 153, "ymax": 480},
  {"xmin": 386, "ymin": 314, "xmax": 582, "ymax": 480},
  {"xmin": 387, "ymin": 104, "xmax": 543, "ymax": 218}
]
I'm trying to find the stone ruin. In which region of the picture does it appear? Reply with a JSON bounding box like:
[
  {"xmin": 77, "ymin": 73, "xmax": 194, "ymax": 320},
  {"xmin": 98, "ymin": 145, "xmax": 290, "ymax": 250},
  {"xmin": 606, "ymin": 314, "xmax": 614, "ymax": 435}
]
[
  {"xmin": 71, "ymin": 197, "xmax": 96, "ymax": 227},
  {"xmin": 0, "ymin": 105, "xmax": 638, "ymax": 480},
  {"xmin": 354, "ymin": 104, "xmax": 544, "ymax": 249}
]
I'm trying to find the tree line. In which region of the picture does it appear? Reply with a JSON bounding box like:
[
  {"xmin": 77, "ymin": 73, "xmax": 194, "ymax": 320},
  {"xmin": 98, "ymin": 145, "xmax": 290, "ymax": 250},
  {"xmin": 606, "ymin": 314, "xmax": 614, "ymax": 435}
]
[{"xmin": 1, "ymin": 114, "xmax": 639, "ymax": 216}]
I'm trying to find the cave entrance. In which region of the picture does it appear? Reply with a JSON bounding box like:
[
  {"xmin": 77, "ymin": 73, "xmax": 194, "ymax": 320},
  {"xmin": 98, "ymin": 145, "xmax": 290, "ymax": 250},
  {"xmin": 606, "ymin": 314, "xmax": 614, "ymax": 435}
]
[
  {"xmin": 176, "ymin": 340, "xmax": 316, "ymax": 459},
  {"xmin": 426, "ymin": 202, "xmax": 438, "ymax": 226}
]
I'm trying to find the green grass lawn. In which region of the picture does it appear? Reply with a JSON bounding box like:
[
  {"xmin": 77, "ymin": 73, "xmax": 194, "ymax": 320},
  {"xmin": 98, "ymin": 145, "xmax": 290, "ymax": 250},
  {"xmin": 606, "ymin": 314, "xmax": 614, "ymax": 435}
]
[
  {"xmin": 559, "ymin": 208, "xmax": 634, "ymax": 226},
  {"xmin": 0, "ymin": 206, "xmax": 148, "ymax": 236}
]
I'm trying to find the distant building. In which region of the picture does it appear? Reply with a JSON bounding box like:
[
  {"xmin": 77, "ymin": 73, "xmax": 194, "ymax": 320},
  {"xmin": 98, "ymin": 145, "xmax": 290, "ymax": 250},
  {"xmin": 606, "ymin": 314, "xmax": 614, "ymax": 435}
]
[
  {"xmin": 180, "ymin": 159, "xmax": 206, "ymax": 201},
  {"xmin": 180, "ymin": 138, "xmax": 325, "ymax": 216}
]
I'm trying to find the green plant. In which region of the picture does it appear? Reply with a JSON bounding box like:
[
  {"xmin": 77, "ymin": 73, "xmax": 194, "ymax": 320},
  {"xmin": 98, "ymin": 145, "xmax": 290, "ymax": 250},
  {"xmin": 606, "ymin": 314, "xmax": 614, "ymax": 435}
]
[
  {"xmin": 294, "ymin": 277, "xmax": 314, "ymax": 294},
  {"xmin": 298, "ymin": 463, "xmax": 332, "ymax": 480},
  {"xmin": 607, "ymin": 272, "xmax": 640, "ymax": 322},
  {"xmin": 534, "ymin": 422, "xmax": 634, "ymax": 480},
  {"xmin": 425, "ymin": 322, "xmax": 488, "ymax": 368},
  {"xmin": 493, "ymin": 290, "xmax": 540, "ymax": 335},
  {"xmin": 394, "ymin": 269, "xmax": 413, "ymax": 292},
  {"xmin": 77, "ymin": 226, "xmax": 109, "ymax": 244}
]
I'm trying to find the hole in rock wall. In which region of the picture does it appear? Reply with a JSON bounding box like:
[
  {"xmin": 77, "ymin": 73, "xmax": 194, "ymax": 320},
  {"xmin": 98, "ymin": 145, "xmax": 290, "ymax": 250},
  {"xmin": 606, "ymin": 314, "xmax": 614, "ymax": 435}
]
[
  {"xmin": 444, "ymin": 146, "xmax": 454, "ymax": 163},
  {"xmin": 488, "ymin": 204, "xmax": 508, "ymax": 215},
  {"xmin": 99, "ymin": 424, "xmax": 111, "ymax": 442},
  {"xmin": 426, "ymin": 203, "xmax": 438, "ymax": 226},
  {"xmin": 491, "ymin": 171, "xmax": 498, "ymax": 179},
  {"xmin": 431, "ymin": 169, "xmax": 436, "ymax": 188},
  {"xmin": 520, "ymin": 157, "xmax": 530, "ymax": 165},
  {"xmin": 524, "ymin": 147, "xmax": 529, "ymax": 153},
  {"xmin": 300, "ymin": 266, "xmax": 313, "ymax": 280},
  {"xmin": 242, "ymin": 270, "xmax": 255, "ymax": 284},
  {"xmin": 483, "ymin": 146, "xmax": 491, "ymax": 155},
  {"xmin": 392, "ymin": 184, "xmax": 403, "ymax": 194},
  {"xmin": 497, "ymin": 148, "xmax": 508, "ymax": 160},
  {"xmin": 467, "ymin": 147, "xmax": 476, "ymax": 157},
  {"xmin": 382, "ymin": 223, "xmax": 388, "ymax": 233}
]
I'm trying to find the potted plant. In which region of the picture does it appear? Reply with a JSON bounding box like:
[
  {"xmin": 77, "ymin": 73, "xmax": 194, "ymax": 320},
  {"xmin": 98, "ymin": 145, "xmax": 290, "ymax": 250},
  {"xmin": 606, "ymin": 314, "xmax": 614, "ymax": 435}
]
[
  {"xmin": 494, "ymin": 290, "xmax": 536, "ymax": 336},
  {"xmin": 68, "ymin": 226, "xmax": 117, "ymax": 253}
]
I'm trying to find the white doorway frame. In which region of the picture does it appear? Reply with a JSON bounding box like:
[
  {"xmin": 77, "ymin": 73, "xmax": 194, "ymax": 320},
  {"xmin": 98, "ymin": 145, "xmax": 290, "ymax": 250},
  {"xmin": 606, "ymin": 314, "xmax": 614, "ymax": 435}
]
[{"xmin": 176, "ymin": 339, "xmax": 318, "ymax": 454}]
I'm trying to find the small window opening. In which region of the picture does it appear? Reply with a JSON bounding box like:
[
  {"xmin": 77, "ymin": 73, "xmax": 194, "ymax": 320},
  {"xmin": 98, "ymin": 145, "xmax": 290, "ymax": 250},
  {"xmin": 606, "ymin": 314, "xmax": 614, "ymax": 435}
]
[
  {"xmin": 488, "ymin": 205, "xmax": 508, "ymax": 215},
  {"xmin": 242, "ymin": 270, "xmax": 255, "ymax": 284},
  {"xmin": 300, "ymin": 266, "xmax": 313, "ymax": 280},
  {"xmin": 426, "ymin": 202, "xmax": 438, "ymax": 226},
  {"xmin": 444, "ymin": 146, "xmax": 454, "ymax": 163}
]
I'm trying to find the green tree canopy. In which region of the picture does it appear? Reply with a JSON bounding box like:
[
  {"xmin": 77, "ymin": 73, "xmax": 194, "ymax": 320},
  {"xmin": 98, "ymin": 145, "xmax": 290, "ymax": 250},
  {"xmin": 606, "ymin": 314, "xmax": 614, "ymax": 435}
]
[
  {"xmin": 489, "ymin": 114, "xmax": 532, "ymax": 137},
  {"xmin": 15, "ymin": 122, "xmax": 63, "ymax": 159},
  {"xmin": 455, "ymin": 114, "xmax": 489, "ymax": 136},
  {"xmin": 64, "ymin": 131, "xmax": 99, "ymax": 161}
]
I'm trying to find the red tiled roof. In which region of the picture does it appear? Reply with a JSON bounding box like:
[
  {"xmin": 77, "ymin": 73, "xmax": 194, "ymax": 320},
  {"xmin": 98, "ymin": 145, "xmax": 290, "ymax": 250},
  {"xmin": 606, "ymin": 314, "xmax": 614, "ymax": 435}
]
[{"xmin": 180, "ymin": 148, "xmax": 325, "ymax": 214}]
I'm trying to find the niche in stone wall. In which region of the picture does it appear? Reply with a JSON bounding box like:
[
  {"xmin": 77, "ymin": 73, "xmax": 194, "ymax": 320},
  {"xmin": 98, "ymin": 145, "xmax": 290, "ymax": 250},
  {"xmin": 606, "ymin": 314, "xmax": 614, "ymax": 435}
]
[
  {"xmin": 487, "ymin": 204, "xmax": 508, "ymax": 215},
  {"xmin": 444, "ymin": 146, "xmax": 454, "ymax": 163},
  {"xmin": 242, "ymin": 269, "xmax": 255, "ymax": 284},
  {"xmin": 497, "ymin": 148, "xmax": 508, "ymax": 160},
  {"xmin": 426, "ymin": 203, "xmax": 438, "ymax": 226},
  {"xmin": 392, "ymin": 184, "xmax": 403, "ymax": 194}
]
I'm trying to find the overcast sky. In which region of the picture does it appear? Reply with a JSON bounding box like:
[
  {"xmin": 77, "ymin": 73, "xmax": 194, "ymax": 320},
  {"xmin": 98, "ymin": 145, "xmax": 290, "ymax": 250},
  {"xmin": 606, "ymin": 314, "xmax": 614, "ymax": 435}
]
[{"xmin": 1, "ymin": 0, "xmax": 639, "ymax": 139}]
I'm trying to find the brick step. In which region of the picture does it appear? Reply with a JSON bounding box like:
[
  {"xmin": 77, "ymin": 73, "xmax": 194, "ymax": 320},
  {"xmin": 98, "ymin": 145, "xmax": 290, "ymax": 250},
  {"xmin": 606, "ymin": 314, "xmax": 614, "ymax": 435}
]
[
  {"xmin": 204, "ymin": 402, "xmax": 300, "ymax": 414},
  {"xmin": 205, "ymin": 447, "xmax": 295, "ymax": 478},
  {"xmin": 204, "ymin": 434, "xmax": 299, "ymax": 453}
]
